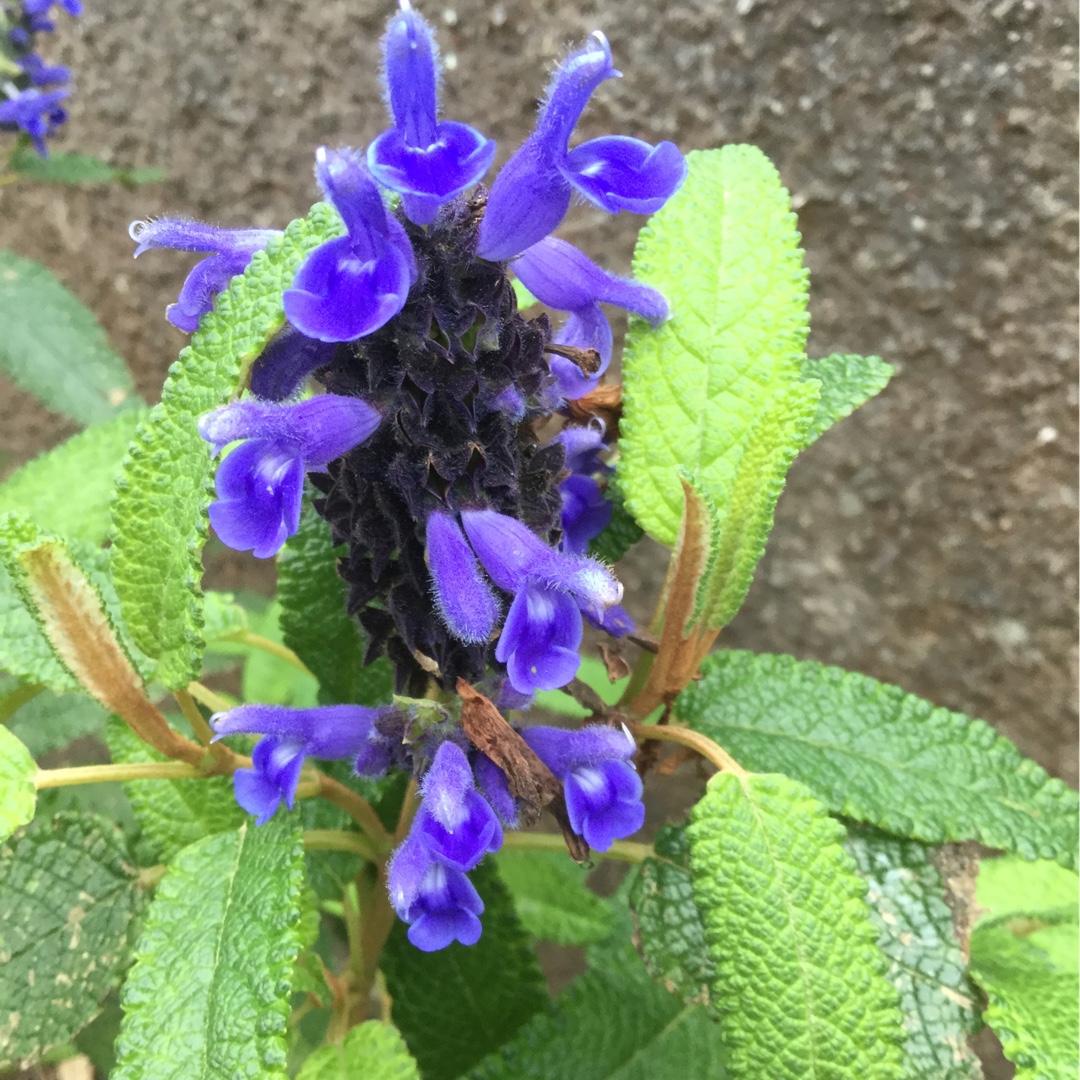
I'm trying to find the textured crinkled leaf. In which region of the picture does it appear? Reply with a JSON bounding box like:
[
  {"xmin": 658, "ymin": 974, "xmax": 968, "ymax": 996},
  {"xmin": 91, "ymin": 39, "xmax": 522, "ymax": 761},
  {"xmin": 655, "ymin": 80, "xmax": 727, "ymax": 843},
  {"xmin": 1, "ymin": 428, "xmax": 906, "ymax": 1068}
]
[
  {"xmin": 969, "ymin": 926, "xmax": 1079, "ymax": 1079},
  {"xmin": 0, "ymin": 813, "xmax": 145, "ymax": 1069},
  {"xmin": 801, "ymin": 353, "xmax": 894, "ymax": 445},
  {"xmin": 0, "ymin": 726, "xmax": 35, "ymax": 843},
  {"xmin": 108, "ymin": 204, "xmax": 343, "ymax": 688},
  {"xmin": 4, "ymin": 684, "xmax": 107, "ymax": 758},
  {"xmin": 200, "ymin": 590, "xmax": 250, "ymax": 643},
  {"xmin": 8, "ymin": 147, "xmax": 164, "ymax": 186},
  {"xmin": 278, "ymin": 501, "xmax": 392, "ymax": 706},
  {"xmin": 296, "ymin": 1022, "xmax": 420, "ymax": 1080},
  {"xmin": 977, "ymin": 856, "xmax": 1078, "ymax": 925},
  {"xmin": 0, "ymin": 249, "xmax": 137, "ymax": 426},
  {"xmin": 0, "ymin": 409, "xmax": 148, "ymax": 544},
  {"xmin": 845, "ymin": 826, "xmax": 982, "ymax": 1079},
  {"xmin": 688, "ymin": 772, "xmax": 905, "ymax": 1079},
  {"xmin": 382, "ymin": 860, "xmax": 547, "ymax": 1080},
  {"xmin": 628, "ymin": 824, "xmax": 715, "ymax": 1007},
  {"xmin": 113, "ymin": 816, "xmax": 305, "ymax": 1080},
  {"xmin": 496, "ymin": 850, "xmax": 614, "ymax": 945},
  {"xmin": 678, "ymin": 651, "xmax": 1079, "ymax": 868},
  {"xmin": 104, "ymin": 716, "xmax": 244, "ymax": 863},
  {"xmin": 468, "ymin": 940, "xmax": 725, "ymax": 1080},
  {"xmin": 588, "ymin": 483, "xmax": 644, "ymax": 565},
  {"xmin": 620, "ymin": 145, "xmax": 810, "ymax": 544}
]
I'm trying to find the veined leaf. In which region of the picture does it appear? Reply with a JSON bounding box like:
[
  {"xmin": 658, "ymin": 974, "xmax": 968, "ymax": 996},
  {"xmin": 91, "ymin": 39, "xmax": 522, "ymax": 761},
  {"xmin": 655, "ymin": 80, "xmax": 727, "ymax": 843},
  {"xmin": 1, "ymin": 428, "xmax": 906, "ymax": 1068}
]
[
  {"xmin": 381, "ymin": 860, "xmax": 547, "ymax": 1080},
  {"xmin": 496, "ymin": 850, "xmax": 614, "ymax": 946},
  {"xmin": 845, "ymin": 826, "xmax": 982, "ymax": 1079},
  {"xmin": 104, "ymin": 716, "xmax": 244, "ymax": 863},
  {"xmin": 801, "ymin": 353, "xmax": 894, "ymax": 446},
  {"xmin": 0, "ymin": 408, "xmax": 148, "ymax": 544},
  {"xmin": 628, "ymin": 823, "xmax": 715, "ymax": 1007},
  {"xmin": 113, "ymin": 816, "xmax": 305, "ymax": 1080},
  {"xmin": 0, "ymin": 726, "xmax": 35, "ymax": 843},
  {"xmin": 278, "ymin": 500, "xmax": 392, "ymax": 706},
  {"xmin": 8, "ymin": 147, "xmax": 164, "ymax": 186},
  {"xmin": 620, "ymin": 145, "xmax": 812, "ymax": 546},
  {"xmin": 108, "ymin": 203, "xmax": 343, "ymax": 688},
  {"xmin": 0, "ymin": 249, "xmax": 137, "ymax": 425},
  {"xmin": 0, "ymin": 813, "xmax": 146, "ymax": 1069},
  {"xmin": 688, "ymin": 772, "xmax": 905, "ymax": 1079},
  {"xmin": 969, "ymin": 926, "xmax": 1078, "ymax": 1080},
  {"xmin": 678, "ymin": 651, "xmax": 1079, "ymax": 868},
  {"xmin": 4, "ymin": 684, "xmax": 107, "ymax": 758},
  {"xmin": 467, "ymin": 941, "xmax": 725, "ymax": 1080},
  {"xmin": 295, "ymin": 1022, "xmax": 420, "ymax": 1080}
]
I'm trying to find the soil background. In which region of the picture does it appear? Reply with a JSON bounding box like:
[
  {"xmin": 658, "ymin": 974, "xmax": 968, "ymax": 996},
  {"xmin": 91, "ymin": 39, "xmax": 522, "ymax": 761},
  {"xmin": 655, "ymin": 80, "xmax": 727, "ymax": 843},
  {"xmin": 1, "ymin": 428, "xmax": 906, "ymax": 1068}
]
[{"xmin": 0, "ymin": 3, "xmax": 1075, "ymax": 1079}]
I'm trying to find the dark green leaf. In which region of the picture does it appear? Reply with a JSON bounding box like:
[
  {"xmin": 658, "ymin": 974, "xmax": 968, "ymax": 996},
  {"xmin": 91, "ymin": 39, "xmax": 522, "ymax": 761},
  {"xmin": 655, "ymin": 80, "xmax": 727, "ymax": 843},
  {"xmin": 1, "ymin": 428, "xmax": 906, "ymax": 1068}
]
[
  {"xmin": 9, "ymin": 147, "xmax": 164, "ymax": 186},
  {"xmin": 382, "ymin": 860, "xmax": 547, "ymax": 1080},
  {"xmin": 4, "ymin": 684, "xmax": 107, "ymax": 758},
  {"xmin": 113, "ymin": 816, "xmax": 305, "ymax": 1080},
  {"xmin": 845, "ymin": 826, "xmax": 982, "ymax": 1079},
  {"xmin": 687, "ymin": 773, "xmax": 905, "ymax": 1080},
  {"xmin": 678, "ymin": 651, "xmax": 1079, "ymax": 868},
  {"xmin": 108, "ymin": 204, "xmax": 343, "ymax": 688},
  {"xmin": 0, "ymin": 249, "xmax": 137, "ymax": 425},
  {"xmin": 0, "ymin": 813, "xmax": 146, "ymax": 1069},
  {"xmin": 496, "ymin": 849, "xmax": 614, "ymax": 946},
  {"xmin": 278, "ymin": 500, "xmax": 392, "ymax": 706},
  {"xmin": 628, "ymin": 824, "xmax": 714, "ymax": 1007}
]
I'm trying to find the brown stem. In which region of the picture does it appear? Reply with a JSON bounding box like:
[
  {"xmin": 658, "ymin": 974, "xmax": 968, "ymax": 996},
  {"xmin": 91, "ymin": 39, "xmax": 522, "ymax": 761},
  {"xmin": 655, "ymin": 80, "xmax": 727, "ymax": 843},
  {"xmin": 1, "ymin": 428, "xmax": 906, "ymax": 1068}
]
[
  {"xmin": 626, "ymin": 721, "xmax": 747, "ymax": 777},
  {"xmin": 172, "ymin": 688, "xmax": 215, "ymax": 746},
  {"xmin": 313, "ymin": 771, "xmax": 393, "ymax": 855}
]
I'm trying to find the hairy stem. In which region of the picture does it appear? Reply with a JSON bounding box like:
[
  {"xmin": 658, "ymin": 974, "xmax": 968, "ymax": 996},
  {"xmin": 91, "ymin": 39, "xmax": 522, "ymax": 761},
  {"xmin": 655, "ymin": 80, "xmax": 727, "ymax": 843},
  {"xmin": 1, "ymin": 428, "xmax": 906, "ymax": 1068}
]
[
  {"xmin": 186, "ymin": 680, "xmax": 233, "ymax": 714},
  {"xmin": 501, "ymin": 831, "xmax": 653, "ymax": 864},
  {"xmin": 304, "ymin": 828, "xmax": 378, "ymax": 863},
  {"xmin": 225, "ymin": 630, "xmax": 315, "ymax": 679},
  {"xmin": 36, "ymin": 760, "xmax": 201, "ymax": 788},
  {"xmin": 626, "ymin": 721, "xmax": 747, "ymax": 777},
  {"xmin": 312, "ymin": 772, "xmax": 393, "ymax": 855},
  {"xmin": 172, "ymin": 688, "xmax": 215, "ymax": 745}
]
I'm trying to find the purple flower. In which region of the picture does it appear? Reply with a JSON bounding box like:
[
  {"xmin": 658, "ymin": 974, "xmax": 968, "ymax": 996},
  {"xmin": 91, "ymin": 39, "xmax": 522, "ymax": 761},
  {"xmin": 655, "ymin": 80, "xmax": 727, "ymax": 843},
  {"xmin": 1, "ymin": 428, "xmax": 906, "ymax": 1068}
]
[
  {"xmin": 477, "ymin": 33, "xmax": 687, "ymax": 261},
  {"xmin": 522, "ymin": 724, "xmax": 644, "ymax": 851},
  {"xmin": 248, "ymin": 327, "xmax": 338, "ymax": 402},
  {"xmin": 0, "ymin": 87, "xmax": 67, "ymax": 156},
  {"xmin": 199, "ymin": 394, "xmax": 381, "ymax": 558},
  {"xmin": 367, "ymin": 2, "xmax": 496, "ymax": 225},
  {"xmin": 21, "ymin": 0, "xmax": 82, "ymax": 15},
  {"xmin": 559, "ymin": 474, "xmax": 612, "ymax": 556},
  {"xmin": 460, "ymin": 508, "xmax": 622, "ymax": 694},
  {"xmin": 213, "ymin": 703, "xmax": 386, "ymax": 824},
  {"xmin": 514, "ymin": 237, "xmax": 668, "ymax": 399},
  {"xmin": 413, "ymin": 740, "xmax": 503, "ymax": 870},
  {"xmin": 17, "ymin": 53, "xmax": 70, "ymax": 87},
  {"xmin": 473, "ymin": 753, "xmax": 518, "ymax": 828},
  {"xmin": 129, "ymin": 219, "xmax": 283, "ymax": 332},
  {"xmin": 282, "ymin": 147, "xmax": 417, "ymax": 343},
  {"xmin": 426, "ymin": 511, "xmax": 500, "ymax": 644},
  {"xmin": 388, "ymin": 834, "xmax": 484, "ymax": 951}
]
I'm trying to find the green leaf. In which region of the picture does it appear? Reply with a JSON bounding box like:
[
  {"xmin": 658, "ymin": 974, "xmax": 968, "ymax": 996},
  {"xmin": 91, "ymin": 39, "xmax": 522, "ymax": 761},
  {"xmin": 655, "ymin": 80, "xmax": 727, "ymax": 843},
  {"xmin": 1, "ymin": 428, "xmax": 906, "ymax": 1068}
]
[
  {"xmin": 278, "ymin": 500, "xmax": 392, "ymax": 706},
  {"xmin": 0, "ymin": 249, "xmax": 137, "ymax": 426},
  {"xmin": 969, "ymin": 926, "xmax": 1079, "ymax": 1079},
  {"xmin": 496, "ymin": 850, "xmax": 614, "ymax": 945},
  {"xmin": 201, "ymin": 589, "xmax": 250, "ymax": 644},
  {"xmin": 104, "ymin": 716, "xmax": 244, "ymax": 863},
  {"xmin": 0, "ymin": 813, "xmax": 146, "ymax": 1069},
  {"xmin": 0, "ymin": 409, "xmax": 148, "ymax": 544},
  {"xmin": 4, "ymin": 685, "xmax": 107, "ymax": 758},
  {"xmin": 845, "ymin": 826, "xmax": 982, "ymax": 1079},
  {"xmin": 801, "ymin": 353, "xmax": 894, "ymax": 446},
  {"xmin": 687, "ymin": 772, "xmax": 905, "ymax": 1079},
  {"xmin": 678, "ymin": 651, "xmax": 1080, "ymax": 868},
  {"xmin": 0, "ymin": 726, "xmax": 35, "ymax": 843},
  {"xmin": 296, "ymin": 1022, "xmax": 420, "ymax": 1080},
  {"xmin": 468, "ymin": 941, "xmax": 726, "ymax": 1080},
  {"xmin": 620, "ymin": 145, "xmax": 812, "ymax": 546},
  {"xmin": 628, "ymin": 824, "xmax": 715, "ymax": 1007},
  {"xmin": 108, "ymin": 203, "xmax": 343, "ymax": 688},
  {"xmin": 381, "ymin": 859, "xmax": 548, "ymax": 1080},
  {"xmin": 113, "ymin": 816, "xmax": 305, "ymax": 1080},
  {"xmin": 9, "ymin": 147, "xmax": 164, "ymax": 186},
  {"xmin": 588, "ymin": 483, "xmax": 644, "ymax": 565},
  {"xmin": 242, "ymin": 601, "xmax": 319, "ymax": 708}
]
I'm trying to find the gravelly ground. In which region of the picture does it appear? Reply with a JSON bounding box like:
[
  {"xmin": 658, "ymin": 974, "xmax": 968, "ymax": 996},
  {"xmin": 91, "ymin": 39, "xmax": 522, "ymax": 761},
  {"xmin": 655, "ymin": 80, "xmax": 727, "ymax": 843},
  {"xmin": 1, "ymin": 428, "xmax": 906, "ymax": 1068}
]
[{"xmin": 0, "ymin": 0, "xmax": 1075, "ymax": 796}]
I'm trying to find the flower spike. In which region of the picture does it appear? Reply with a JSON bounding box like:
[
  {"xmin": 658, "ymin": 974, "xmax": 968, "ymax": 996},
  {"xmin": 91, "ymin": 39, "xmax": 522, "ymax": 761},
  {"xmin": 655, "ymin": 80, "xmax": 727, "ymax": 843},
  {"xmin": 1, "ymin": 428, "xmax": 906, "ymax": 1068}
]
[
  {"xmin": 283, "ymin": 147, "xmax": 418, "ymax": 342},
  {"xmin": 477, "ymin": 32, "xmax": 687, "ymax": 260},
  {"xmin": 367, "ymin": 2, "xmax": 496, "ymax": 224},
  {"xmin": 199, "ymin": 395, "xmax": 381, "ymax": 558}
]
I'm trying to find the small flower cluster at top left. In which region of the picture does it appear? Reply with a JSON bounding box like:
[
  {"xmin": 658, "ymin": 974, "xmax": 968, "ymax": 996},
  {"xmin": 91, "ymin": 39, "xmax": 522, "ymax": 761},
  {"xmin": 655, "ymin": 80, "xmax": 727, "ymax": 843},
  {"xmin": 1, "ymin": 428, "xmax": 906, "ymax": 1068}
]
[{"xmin": 0, "ymin": 0, "xmax": 80, "ymax": 156}]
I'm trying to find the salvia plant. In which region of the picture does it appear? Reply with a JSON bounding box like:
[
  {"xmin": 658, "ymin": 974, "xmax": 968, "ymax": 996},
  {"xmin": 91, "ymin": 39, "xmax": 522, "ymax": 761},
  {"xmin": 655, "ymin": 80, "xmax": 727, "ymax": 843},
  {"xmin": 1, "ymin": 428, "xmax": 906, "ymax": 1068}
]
[{"xmin": 0, "ymin": 4, "xmax": 1076, "ymax": 1079}]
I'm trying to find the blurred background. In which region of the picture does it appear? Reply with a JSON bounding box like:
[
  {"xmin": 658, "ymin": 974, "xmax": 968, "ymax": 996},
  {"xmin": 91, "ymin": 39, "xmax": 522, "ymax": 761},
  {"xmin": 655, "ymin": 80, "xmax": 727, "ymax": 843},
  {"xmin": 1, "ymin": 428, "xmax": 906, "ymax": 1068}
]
[{"xmin": 0, "ymin": 0, "xmax": 1075, "ymax": 787}]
